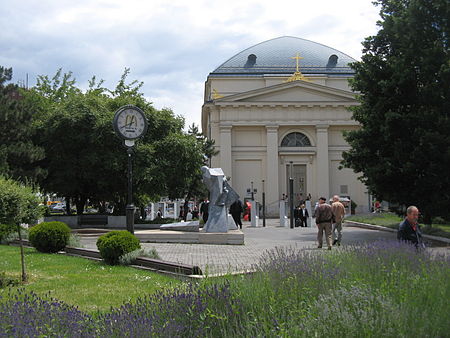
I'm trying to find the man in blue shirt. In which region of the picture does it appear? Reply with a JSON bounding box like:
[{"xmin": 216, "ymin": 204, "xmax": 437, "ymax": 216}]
[{"xmin": 397, "ymin": 205, "xmax": 424, "ymax": 248}]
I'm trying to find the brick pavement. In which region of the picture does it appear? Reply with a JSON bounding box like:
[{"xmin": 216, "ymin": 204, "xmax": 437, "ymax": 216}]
[{"xmin": 79, "ymin": 219, "xmax": 398, "ymax": 275}]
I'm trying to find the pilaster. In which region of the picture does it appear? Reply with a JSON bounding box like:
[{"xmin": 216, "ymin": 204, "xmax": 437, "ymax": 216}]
[
  {"xmin": 219, "ymin": 124, "xmax": 233, "ymax": 183},
  {"xmin": 266, "ymin": 124, "xmax": 279, "ymax": 215},
  {"xmin": 316, "ymin": 124, "xmax": 330, "ymax": 199}
]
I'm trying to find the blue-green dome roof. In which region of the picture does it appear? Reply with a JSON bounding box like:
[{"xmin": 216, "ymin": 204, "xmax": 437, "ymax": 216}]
[{"xmin": 211, "ymin": 36, "xmax": 356, "ymax": 75}]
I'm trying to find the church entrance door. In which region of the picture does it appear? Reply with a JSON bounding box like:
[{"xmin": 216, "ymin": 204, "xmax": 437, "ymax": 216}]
[{"xmin": 286, "ymin": 164, "xmax": 307, "ymax": 207}]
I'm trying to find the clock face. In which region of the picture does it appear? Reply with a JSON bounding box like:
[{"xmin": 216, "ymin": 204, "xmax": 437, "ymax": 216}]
[{"xmin": 113, "ymin": 106, "xmax": 147, "ymax": 140}]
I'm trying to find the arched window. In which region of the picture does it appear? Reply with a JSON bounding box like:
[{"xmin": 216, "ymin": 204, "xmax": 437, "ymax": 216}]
[{"xmin": 281, "ymin": 132, "xmax": 311, "ymax": 147}]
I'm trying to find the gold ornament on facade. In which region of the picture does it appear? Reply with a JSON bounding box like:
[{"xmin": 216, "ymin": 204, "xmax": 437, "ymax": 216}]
[
  {"xmin": 285, "ymin": 53, "xmax": 309, "ymax": 82},
  {"xmin": 212, "ymin": 89, "xmax": 224, "ymax": 99}
]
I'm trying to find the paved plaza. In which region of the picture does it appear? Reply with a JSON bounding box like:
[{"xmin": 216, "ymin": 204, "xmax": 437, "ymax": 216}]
[{"xmin": 78, "ymin": 219, "xmax": 426, "ymax": 275}]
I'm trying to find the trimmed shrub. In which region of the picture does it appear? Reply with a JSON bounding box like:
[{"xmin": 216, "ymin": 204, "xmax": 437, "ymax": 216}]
[
  {"xmin": 29, "ymin": 221, "xmax": 71, "ymax": 253},
  {"xmin": 97, "ymin": 231, "xmax": 141, "ymax": 265}
]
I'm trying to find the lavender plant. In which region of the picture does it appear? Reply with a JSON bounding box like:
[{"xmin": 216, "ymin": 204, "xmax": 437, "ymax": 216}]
[
  {"xmin": 97, "ymin": 282, "xmax": 242, "ymax": 337},
  {"xmin": 0, "ymin": 240, "xmax": 448, "ymax": 337},
  {"xmin": 0, "ymin": 289, "xmax": 96, "ymax": 337}
]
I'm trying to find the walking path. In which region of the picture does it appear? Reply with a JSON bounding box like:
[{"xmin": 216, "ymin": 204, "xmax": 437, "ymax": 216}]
[{"xmin": 79, "ymin": 219, "xmax": 444, "ymax": 275}]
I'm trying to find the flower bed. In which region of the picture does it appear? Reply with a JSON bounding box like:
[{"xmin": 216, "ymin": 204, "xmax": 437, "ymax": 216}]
[{"xmin": 1, "ymin": 240, "xmax": 449, "ymax": 337}]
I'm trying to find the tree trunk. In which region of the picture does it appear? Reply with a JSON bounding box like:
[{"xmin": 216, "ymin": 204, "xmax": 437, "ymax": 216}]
[
  {"xmin": 183, "ymin": 200, "xmax": 189, "ymax": 221},
  {"xmin": 75, "ymin": 196, "xmax": 87, "ymax": 215},
  {"xmin": 98, "ymin": 201, "xmax": 106, "ymax": 214},
  {"xmin": 17, "ymin": 224, "xmax": 27, "ymax": 283},
  {"xmin": 65, "ymin": 197, "xmax": 72, "ymax": 215}
]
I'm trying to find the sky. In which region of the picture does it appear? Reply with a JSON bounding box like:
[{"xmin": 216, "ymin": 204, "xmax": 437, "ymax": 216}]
[{"xmin": 1, "ymin": 0, "xmax": 381, "ymax": 130}]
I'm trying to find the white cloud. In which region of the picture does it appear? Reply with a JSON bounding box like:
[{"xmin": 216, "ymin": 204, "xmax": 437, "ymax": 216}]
[{"xmin": 0, "ymin": 0, "xmax": 381, "ymax": 129}]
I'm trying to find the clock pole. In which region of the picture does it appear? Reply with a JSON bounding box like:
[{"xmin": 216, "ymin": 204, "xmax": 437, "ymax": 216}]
[
  {"xmin": 113, "ymin": 105, "xmax": 148, "ymax": 235},
  {"xmin": 126, "ymin": 146, "xmax": 134, "ymax": 234}
]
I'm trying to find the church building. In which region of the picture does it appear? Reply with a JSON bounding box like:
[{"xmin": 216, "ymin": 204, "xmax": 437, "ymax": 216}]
[{"xmin": 201, "ymin": 36, "xmax": 369, "ymax": 216}]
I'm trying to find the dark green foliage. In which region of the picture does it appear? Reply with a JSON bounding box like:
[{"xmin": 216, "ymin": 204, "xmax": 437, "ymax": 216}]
[
  {"xmin": 432, "ymin": 216, "xmax": 447, "ymax": 225},
  {"xmin": 28, "ymin": 221, "xmax": 71, "ymax": 253},
  {"xmin": 0, "ymin": 224, "xmax": 14, "ymax": 243},
  {"xmin": 27, "ymin": 68, "xmax": 206, "ymax": 214},
  {"xmin": 342, "ymin": 0, "xmax": 450, "ymax": 224},
  {"xmin": 0, "ymin": 66, "xmax": 45, "ymax": 182},
  {"xmin": 96, "ymin": 231, "xmax": 141, "ymax": 265}
]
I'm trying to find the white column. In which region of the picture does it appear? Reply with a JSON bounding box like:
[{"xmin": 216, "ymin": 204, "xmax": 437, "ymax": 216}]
[
  {"xmin": 149, "ymin": 203, "xmax": 155, "ymax": 220},
  {"xmin": 250, "ymin": 200, "xmax": 259, "ymax": 227},
  {"xmin": 174, "ymin": 202, "xmax": 179, "ymax": 220},
  {"xmin": 266, "ymin": 125, "xmax": 279, "ymax": 216},
  {"xmin": 279, "ymin": 200, "xmax": 287, "ymax": 227},
  {"xmin": 162, "ymin": 202, "xmax": 167, "ymax": 218},
  {"xmin": 219, "ymin": 124, "xmax": 232, "ymax": 183},
  {"xmin": 316, "ymin": 124, "xmax": 330, "ymax": 199},
  {"xmin": 305, "ymin": 200, "xmax": 313, "ymax": 227}
]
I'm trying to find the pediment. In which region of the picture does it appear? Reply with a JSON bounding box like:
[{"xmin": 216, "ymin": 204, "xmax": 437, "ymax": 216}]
[{"xmin": 215, "ymin": 80, "xmax": 356, "ymax": 104}]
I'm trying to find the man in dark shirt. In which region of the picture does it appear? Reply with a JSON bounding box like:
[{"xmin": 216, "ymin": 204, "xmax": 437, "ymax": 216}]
[
  {"xmin": 200, "ymin": 199, "xmax": 209, "ymax": 224},
  {"xmin": 298, "ymin": 204, "xmax": 309, "ymax": 227},
  {"xmin": 397, "ymin": 205, "xmax": 424, "ymax": 248},
  {"xmin": 314, "ymin": 197, "xmax": 334, "ymax": 249},
  {"xmin": 229, "ymin": 199, "xmax": 244, "ymax": 229}
]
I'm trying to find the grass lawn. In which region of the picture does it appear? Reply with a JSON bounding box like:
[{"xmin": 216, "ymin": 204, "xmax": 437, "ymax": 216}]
[
  {"xmin": 0, "ymin": 245, "xmax": 180, "ymax": 313},
  {"xmin": 347, "ymin": 213, "xmax": 450, "ymax": 238}
]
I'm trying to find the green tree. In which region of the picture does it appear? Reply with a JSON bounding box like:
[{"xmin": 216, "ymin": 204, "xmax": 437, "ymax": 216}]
[
  {"xmin": 342, "ymin": 0, "xmax": 450, "ymax": 224},
  {"xmin": 0, "ymin": 176, "xmax": 42, "ymax": 282},
  {"xmin": 163, "ymin": 123, "xmax": 219, "ymax": 221},
  {"xmin": 29, "ymin": 69, "xmax": 204, "ymax": 215},
  {"xmin": 0, "ymin": 66, "xmax": 45, "ymax": 182}
]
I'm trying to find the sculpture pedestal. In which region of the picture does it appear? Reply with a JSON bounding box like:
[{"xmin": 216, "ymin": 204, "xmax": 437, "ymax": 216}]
[
  {"xmin": 136, "ymin": 229, "xmax": 244, "ymax": 245},
  {"xmin": 228, "ymin": 214, "xmax": 238, "ymax": 230},
  {"xmin": 205, "ymin": 205, "xmax": 228, "ymax": 233}
]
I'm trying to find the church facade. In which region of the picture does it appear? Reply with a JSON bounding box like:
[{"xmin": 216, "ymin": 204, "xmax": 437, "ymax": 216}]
[{"xmin": 201, "ymin": 36, "xmax": 369, "ymax": 216}]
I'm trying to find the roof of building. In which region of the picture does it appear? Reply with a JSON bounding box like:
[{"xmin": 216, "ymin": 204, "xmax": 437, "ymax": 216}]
[{"xmin": 211, "ymin": 36, "xmax": 356, "ymax": 76}]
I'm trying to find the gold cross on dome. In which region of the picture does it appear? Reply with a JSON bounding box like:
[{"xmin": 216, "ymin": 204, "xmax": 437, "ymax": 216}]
[{"xmin": 291, "ymin": 53, "xmax": 304, "ymax": 72}]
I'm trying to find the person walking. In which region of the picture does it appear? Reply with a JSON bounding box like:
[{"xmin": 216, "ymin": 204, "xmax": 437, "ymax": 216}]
[
  {"xmin": 294, "ymin": 205, "xmax": 301, "ymax": 227},
  {"xmin": 299, "ymin": 204, "xmax": 309, "ymax": 227},
  {"xmin": 200, "ymin": 199, "xmax": 209, "ymax": 224},
  {"xmin": 373, "ymin": 200, "xmax": 381, "ymax": 213},
  {"xmin": 186, "ymin": 209, "xmax": 193, "ymax": 221},
  {"xmin": 331, "ymin": 195, "xmax": 345, "ymax": 246},
  {"xmin": 314, "ymin": 197, "xmax": 334, "ymax": 250},
  {"xmin": 397, "ymin": 206, "xmax": 424, "ymax": 248},
  {"xmin": 243, "ymin": 200, "xmax": 251, "ymax": 221},
  {"xmin": 229, "ymin": 199, "xmax": 244, "ymax": 229},
  {"xmin": 192, "ymin": 207, "xmax": 199, "ymax": 220}
]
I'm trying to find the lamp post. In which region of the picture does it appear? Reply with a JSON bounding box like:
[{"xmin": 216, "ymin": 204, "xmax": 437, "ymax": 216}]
[
  {"xmin": 262, "ymin": 179, "xmax": 266, "ymax": 227},
  {"xmin": 289, "ymin": 161, "xmax": 294, "ymax": 229}
]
